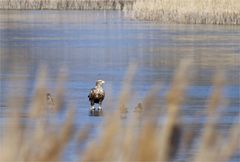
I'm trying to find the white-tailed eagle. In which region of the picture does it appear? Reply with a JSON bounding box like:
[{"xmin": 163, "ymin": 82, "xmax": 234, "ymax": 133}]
[{"xmin": 88, "ymin": 80, "xmax": 105, "ymax": 111}]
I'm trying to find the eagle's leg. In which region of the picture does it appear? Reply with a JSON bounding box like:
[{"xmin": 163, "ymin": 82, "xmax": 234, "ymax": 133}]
[
  {"xmin": 90, "ymin": 101, "xmax": 95, "ymax": 111},
  {"xmin": 98, "ymin": 101, "xmax": 103, "ymax": 111}
]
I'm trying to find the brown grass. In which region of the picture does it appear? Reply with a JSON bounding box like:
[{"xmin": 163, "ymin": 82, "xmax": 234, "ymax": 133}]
[
  {"xmin": 0, "ymin": 61, "xmax": 239, "ymax": 161},
  {"xmin": 132, "ymin": 0, "xmax": 240, "ymax": 24}
]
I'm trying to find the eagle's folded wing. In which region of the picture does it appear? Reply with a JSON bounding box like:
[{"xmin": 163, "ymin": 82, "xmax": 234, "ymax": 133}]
[{"xmin": 88, "ymin": 88, "xmax": 95, "ymax": 99}]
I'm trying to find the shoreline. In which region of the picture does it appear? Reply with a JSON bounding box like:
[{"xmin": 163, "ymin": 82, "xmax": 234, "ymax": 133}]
[
  {"xmin": 0, "ymin": 0, "xmax": 134, "ymax": 10},
  {"xmin": 1, "ymin": 0, "xmax": 240, "ymax": 25}
]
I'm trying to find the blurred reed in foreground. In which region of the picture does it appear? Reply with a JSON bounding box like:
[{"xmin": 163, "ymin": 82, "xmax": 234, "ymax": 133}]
[
  {"xmin": 132, "ymin": 0, "xmax": 240, "ymax": 25},
  {"xmin": 0, "ymin": 61, "xmax": 239, "ymax": 161}
]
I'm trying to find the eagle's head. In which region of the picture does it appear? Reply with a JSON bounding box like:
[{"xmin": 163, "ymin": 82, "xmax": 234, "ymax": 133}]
[{"xmin": 96, "ymin": 80, "xmax": 105, "ymax": 87}]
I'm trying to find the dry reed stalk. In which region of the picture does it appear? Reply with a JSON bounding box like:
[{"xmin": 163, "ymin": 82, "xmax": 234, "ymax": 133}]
[
  {"xmin": 117, "ymin": 64, "xmax": 137, "ymax": 112},
  {"xmin": 0, "ymin": 63, "xmax": 239, "ymax": 162},
  {"xmin": 217, "ymin": 124, "xmax": 240, "ymax": 161},
  {"xmin": 120, "ymin": 84, "xmax": 161, "ymax": 160},
  {"xmin": 53, "ymin": 68, "xmax": 67, "ymax": 112},
  {"xmin": 1, "ymin": 65, "xmax": 29, "ymax": 161},
  {"xmin": 132, "ymin": 0, "xmax": 240, "ymax": 24},
  {"xmin": 29, "ymin": 66, "xmax": 48, "ymax": 118},
  {"xmin": 82, "ymin": 64, "xmax": 137, "ymax": 161},
  {"xmin": 193, "ymin": 72, "xmax": 240, "ymax": 162},
  {"xmin": 140, "ymin": 84, "xmax": 161, "ymax": 115},
  {"xmin": 157, "ymin": 60, "xmax": 191, "ymax": 161},
  {"xmin": 0, "ymin": 66, "xmax": 76, "ymax": 162}
]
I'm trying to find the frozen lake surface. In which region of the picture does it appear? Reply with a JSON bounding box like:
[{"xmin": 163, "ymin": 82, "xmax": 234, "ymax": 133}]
[{"xmin": 0, "ymin": 10, "xmax": 239, "ymax": 161}]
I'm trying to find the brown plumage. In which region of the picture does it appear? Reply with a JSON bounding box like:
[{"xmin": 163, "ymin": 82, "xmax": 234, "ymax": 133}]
[{"xmin": 88, "ymin": 80, "xmax": 105, "ymax": 111}]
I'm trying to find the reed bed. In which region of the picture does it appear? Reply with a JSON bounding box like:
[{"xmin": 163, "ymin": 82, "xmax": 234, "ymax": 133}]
[
  {"xmin": 0, "ymin": 62, "xmax": 239, "ymax": 161},
  {"xmin": 0, "ymin": 0, "xmax": 134, "ymax": 10},
  {"xmin": 132, "ymin": 0, "xmax": 240, "ymax": 24}
]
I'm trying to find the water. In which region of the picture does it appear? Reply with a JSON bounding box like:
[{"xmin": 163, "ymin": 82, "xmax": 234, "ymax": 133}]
[{"xmin": 0, "ymin": 10, "xmax": 239, "ymax": 161}]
